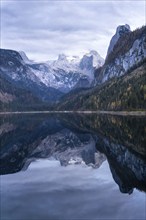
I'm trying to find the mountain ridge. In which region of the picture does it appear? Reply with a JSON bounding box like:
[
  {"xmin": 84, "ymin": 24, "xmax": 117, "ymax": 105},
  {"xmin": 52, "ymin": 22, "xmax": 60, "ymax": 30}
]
[
  {"xmin": 0, "ymin": 48, "xmax": 104, "ymax": 98},
  {"xmin": 0, "ymin": 24, "xmax": 145, "ymax": 111},
  {"xmin": 56, "ymin": 25, "xmax": 146, "ymax": 111}
]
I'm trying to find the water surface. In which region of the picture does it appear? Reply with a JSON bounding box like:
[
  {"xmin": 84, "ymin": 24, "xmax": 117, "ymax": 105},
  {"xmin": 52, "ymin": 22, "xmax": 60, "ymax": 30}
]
[{"xmin": 0, "ymin": 113, "xmax": 146, "ymax": 220}]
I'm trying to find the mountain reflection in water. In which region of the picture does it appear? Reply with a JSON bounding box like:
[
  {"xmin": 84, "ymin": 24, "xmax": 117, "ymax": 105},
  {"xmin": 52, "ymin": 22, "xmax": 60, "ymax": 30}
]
[
  {"xmin": 1, "ymin": 113, "xmax": 146, "ymax": 195},
  {"xmin": 0, "ymin": 113, "xmax": 146, "ymax": 220}
]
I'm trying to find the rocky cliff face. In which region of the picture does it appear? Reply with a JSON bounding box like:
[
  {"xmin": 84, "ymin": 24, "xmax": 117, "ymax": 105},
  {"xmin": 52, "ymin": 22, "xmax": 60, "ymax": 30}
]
[
  {"xmin": 102, "ymin": 36, "xmax": 146, "ymax": 83},
  {"xmin": 106, "ymin": 24, "xmax": 131, "ymax": 57},
  {"xmin": 95, "ymin": 25, "xmax": 146, "ymax": 84}
]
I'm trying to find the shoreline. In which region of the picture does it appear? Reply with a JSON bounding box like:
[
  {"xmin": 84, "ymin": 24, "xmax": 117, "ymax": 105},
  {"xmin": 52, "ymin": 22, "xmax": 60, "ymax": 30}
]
[{"xmin": 0, "ymin": 110, "xmax": 146, "ymax": 116}]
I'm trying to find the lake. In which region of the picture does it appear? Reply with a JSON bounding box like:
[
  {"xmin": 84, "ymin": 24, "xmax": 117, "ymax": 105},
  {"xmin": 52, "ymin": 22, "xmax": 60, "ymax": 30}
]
[{"xmin": 0, "ymin": 113, "xmax": 146, "ymax": 220}]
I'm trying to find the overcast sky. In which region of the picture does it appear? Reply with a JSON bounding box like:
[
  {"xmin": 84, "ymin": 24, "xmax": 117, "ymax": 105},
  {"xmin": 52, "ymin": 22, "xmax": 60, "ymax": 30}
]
[{"xmin": 1, "ymin": 0, "xmax": 145, "ymax": 61}]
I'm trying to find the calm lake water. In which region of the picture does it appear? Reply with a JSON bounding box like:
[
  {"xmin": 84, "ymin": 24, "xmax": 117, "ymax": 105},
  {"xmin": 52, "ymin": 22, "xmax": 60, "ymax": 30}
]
[{"xmin": 0, "ymin": 113, "xmax": 146, "ymax": 220}]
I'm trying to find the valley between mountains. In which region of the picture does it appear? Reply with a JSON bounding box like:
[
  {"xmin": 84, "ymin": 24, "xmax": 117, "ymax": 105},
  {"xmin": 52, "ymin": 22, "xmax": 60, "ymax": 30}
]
[{"xmin": 0, "ymin": 24, "xmax": 146, "ymax": 112}]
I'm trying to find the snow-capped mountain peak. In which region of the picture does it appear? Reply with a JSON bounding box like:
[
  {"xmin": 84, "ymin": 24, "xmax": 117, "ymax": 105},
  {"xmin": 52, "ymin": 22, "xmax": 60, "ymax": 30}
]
[
  {"xmin": 67, "ymin": 55, "xmax": 80, "ymax": 64},
  {"xmin": 3, "ymin": 48, "xmax": 104, "ymax": 94},
  {"xmin": 53, "ymin": 54, "xmax": 72, "ymax": 71},
  {"xmin": 86, "ymin": 50, "xmax": 100, "ymax": 57},
  {"xmin": 58, "ymin": 54, "xmax": 68, "ymax": 61},
  {"xmin": 28, "ymin": 50, "xmax": 104, "ymax": 92},
  {"xmin": 85, "ymin": 50, "xmax": 104, "ymax": 67},
  {"xmin": 79, "ymin": 50, "xmax": 104, "ymax": 71}
]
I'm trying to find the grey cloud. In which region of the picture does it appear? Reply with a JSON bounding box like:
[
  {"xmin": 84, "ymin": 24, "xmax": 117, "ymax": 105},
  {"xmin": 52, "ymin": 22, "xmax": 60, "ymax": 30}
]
[{"xmin": 1, "ymin": 0, "xmax": 145, "ymax": 61}]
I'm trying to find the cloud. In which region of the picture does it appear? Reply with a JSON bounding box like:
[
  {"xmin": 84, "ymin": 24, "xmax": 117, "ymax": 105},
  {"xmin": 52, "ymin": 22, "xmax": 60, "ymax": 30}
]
[{"xmin": 1, "ymin": 0, "xmax": 145, "ymax": 61}]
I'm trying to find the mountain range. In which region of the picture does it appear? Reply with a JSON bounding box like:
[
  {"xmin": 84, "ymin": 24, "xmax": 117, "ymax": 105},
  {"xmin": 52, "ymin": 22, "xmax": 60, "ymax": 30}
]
[
  {"xmin": 57, "ymin": 25, "xmax": 146, "ymax": 111},
  {"xmin": 0, "ymin": 24, "xmax": 146, "ymax": 111}
]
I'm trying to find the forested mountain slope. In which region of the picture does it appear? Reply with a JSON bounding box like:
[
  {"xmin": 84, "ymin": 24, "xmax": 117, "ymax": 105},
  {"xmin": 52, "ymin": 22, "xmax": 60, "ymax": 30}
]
[{"xmin": 57, "ymin": 60, "xmax": 146, "ymax": 111}]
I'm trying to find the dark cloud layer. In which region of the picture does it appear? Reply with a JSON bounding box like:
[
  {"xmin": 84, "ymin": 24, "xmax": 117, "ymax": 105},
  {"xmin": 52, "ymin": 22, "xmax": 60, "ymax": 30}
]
[{"xmin": 1, "ymin": 0, "xmax": 145, "ymax": 61}]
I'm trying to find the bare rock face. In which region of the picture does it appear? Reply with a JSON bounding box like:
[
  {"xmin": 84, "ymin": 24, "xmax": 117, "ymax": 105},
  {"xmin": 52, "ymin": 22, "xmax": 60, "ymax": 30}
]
[
  {"xmin": 106, "ymin": 24, "xmax": 131, "ymax": 57},
  {"xmin": 94, "ymin": 25, "xmax": 146, "ymax": 85},
  {"xmin": 19, "ymin": 51, "xmax": 31, "ymax": 64},
  {"xmin": 102, "ymin": 36, "xmax": 146, "ymax": 83}
]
